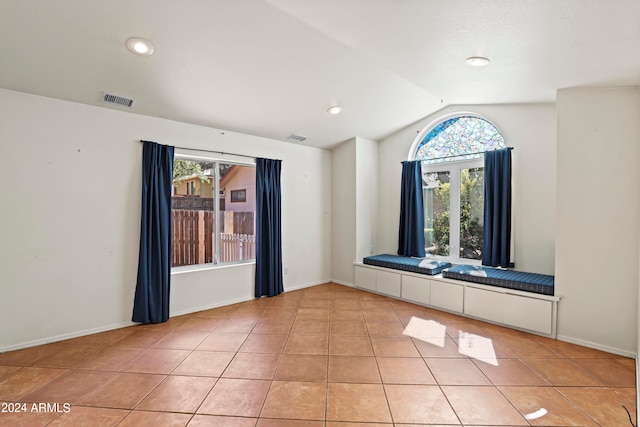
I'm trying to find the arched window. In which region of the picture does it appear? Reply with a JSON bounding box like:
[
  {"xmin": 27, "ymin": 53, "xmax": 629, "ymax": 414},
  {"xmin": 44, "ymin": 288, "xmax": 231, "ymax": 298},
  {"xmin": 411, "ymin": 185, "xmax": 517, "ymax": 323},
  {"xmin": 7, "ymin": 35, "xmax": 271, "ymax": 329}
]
[{"xmin": 413, "ymin": 115, "xmax": 506, "ymax": 262}]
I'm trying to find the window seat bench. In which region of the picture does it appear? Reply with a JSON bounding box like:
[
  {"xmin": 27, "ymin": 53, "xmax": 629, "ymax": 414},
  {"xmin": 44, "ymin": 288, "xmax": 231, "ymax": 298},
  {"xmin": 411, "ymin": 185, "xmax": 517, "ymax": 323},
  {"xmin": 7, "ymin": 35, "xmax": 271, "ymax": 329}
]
[
  {"xmin": 354, "ymin": 259, "xmax": 559, "ymax": 338},
  {"xmin": 442, "ymin": 264, "xmax": 554, "ymax": 296}
]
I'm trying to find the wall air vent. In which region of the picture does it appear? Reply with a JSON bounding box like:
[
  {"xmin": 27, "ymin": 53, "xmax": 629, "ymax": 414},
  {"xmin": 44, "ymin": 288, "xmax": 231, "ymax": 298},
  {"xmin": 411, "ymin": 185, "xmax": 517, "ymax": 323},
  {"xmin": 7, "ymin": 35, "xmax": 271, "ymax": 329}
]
[
  {"xmin": 101, "ymin": 92, "xmax": 136, "ymax": 108},
  {"xmin": 287, "ymin": 133, "xmax": 307, "ymax": 142}
]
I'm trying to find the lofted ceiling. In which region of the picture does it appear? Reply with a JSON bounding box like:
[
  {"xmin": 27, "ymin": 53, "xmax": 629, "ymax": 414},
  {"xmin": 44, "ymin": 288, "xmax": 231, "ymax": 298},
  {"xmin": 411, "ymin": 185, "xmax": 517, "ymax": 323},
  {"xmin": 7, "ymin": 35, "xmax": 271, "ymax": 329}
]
[{"xmin": 1, "ymin": 0, "xmax": 638, "ymax": 149}]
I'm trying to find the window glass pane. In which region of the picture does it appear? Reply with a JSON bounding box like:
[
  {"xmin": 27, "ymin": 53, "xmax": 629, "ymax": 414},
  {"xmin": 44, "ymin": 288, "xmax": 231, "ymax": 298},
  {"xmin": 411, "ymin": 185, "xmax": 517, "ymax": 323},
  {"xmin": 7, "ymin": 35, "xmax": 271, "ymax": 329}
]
[
  {"xmin": 423, "ymin": 170, "xmax": 450, "ymax": 256},
  {"xmin": 218, "ymin": 164, "xmax": 256, "ymax": 263},
  {"xmin": 415, "ymin": 116, "xmax": 505, "ymax": 164},
  {"xmin": 460, "ymin": 167, "xmax": 484, "ymax": 260},
  {"xmin": 172, "ymin": 158, "xmax": 215, "ymax": 267}
]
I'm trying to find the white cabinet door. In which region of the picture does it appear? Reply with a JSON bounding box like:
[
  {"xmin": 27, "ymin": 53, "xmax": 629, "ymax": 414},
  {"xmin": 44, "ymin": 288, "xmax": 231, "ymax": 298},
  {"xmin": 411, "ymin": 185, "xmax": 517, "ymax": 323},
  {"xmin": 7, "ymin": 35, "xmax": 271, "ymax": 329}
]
[
  {"xmin": 430, "ymin": 281, "xmax": 464, "ymax": 313},
  {"xmin": 401, "ymin": 275, "xmax": 430, "ymax": 305},
  {"xmin": 503, "ymin": 294, "xmax": 553, "ymax": 335},
  {"xmin": 376, "ymin": 270, "xmax": 401, "ymax": 297},
  {"xmin": 355, "ymin": 266, "xmax": 376, "ymax": 291},
  {"xmin": 464, "ymin": 287, "xmax": 504, "ymax": 324}
]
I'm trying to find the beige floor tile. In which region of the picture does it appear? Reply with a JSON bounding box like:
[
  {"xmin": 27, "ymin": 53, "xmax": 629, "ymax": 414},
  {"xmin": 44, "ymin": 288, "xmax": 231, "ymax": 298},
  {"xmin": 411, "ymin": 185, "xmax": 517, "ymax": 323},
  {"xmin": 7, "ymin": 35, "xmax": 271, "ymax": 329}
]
[
  {"xmin": 30, "ymin": 345, "xmax": 105, "ymax": 369},
  {"xmin": 22, "ymin": 369, "xmax": 114, "ymax": 404},
  {"xmin": 326, "ymin": 383, "xmax": 392, "ymax": 423},
  {"xmin": 363, "ymin": 309, "xmax": 400, "ymax": 323},
  {"xmin": 239, "ymin": 334, "xmax": 287, "ymax": 353},
  {"xmin": 197, "ymin": 378, "xmax": 270, "ymax": 417},
  {"xmin": 258, "ymin": 419, "xmax": 324, "ymax": 427},
  {"xmin": 79, "ymin": 372, "xmax": 165, "ymax": 409},
  {"xmin": 329, "ymin": 321, "xmax": 368, "ymax": 336},
  {"xmin": 47, "ymin": 406, "xmax": 129, "ymax": 426},
  {"xmin": 571, "ymin": 358, "xmax": 636, "ymax": 387},
  {"xmin": 474, "ymin": 358, "xmax": 547, "ymax": 386},
  {"xmin": 121, "ymin": 348, "xmax": 189, "ymax": 374},
  {"xmin": 427, "ymin": 358, "xmax": 492, "ymax": 385},
  {"xmin": 522, "ymin": 358, "xmax": 602, "ymax": 386},
  {"xmin": 329, "ymin": 335, "xmax": 374, "ymax": 356},
  {"xmin": 197, "ymin": 333, "xmax": 248, "ymax": 352},
  {"xmin": 172, "ymin": 350, "xmax": 234, "ymax": 377},
  {"xmin": 0, "ymin": 367, "xmax": 66, "ymax": 400},
  {"xmin": 384, "ymin": 384, "xmax": 459, "ymax": 424},
  {"xmin": 152, "ymin": 331, "xmax": 209, "ymax": 350},
  {"xmin": 370, "ymin": 337, "xmax": 420, "ymax": 357},
  {"xmin": 251, "ymin": 319, "xmax": 294, "ymax": 334},
  {"xmin": 283, "ymin": 334, "xmax": 328, "ymax": 355},
  {"xmin": 215, "ymin": 317, "xmax": 259, "ymax": 334},
  {"xmin": 412, "ymin": 336, "xmax": 468, "ymax": 358},
  {"xmin": 274, "ymin": 354, "xmax": 327, "ymax": 381},
  {"xmin": 442, "ymin": 385, "xmax": 529, "ymax": 425},
  {"xmin": 261, "ymin": 381, "xmax": 326, "ymax": 420},
  {"xmin": 188, "ymin": 415, "xmax": 258, "ymax": 426},
  {"xmin": 328, "ymin": 356, "xmax": 380, "ymax": 383},
  {"xmin": 365, "ymin": 322, "xmax": 406, "ymax": 337},
  {"xmin": 500, "ymin": 386, "xmax": 598, "ymax": 426},
  {"xmin": 376, "ymin": 357, "xmax": 436, "ymax": 385},
  {"xmin": 79, "ymin": 346, "xmax": 145, "ymax": 371},
  {"xmin": 557, "ymin": 386, "xmax": 637, "ymax": 426},
  {"xmin": 222, "ymin": 352, "xmax": 280, "ymax": 380},
  {"xmin": 137, "ymin": 375, "xmax": 216, "ymax": 413},
  {"xmin": 118, "ymin": 411, "xmax": 191, "ymax": 427}
]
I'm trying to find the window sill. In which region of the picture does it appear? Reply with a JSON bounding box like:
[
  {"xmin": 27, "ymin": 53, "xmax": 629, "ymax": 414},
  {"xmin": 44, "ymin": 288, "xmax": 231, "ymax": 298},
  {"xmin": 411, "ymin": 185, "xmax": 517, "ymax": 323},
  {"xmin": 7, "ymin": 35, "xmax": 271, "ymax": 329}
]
[
  {"xmin": 425, "ymin": 255, "xmax": 483, "ymax": 266},
  {"xmin": 171, "ymin": 260, "xmax": 256, "ymax": 275}
]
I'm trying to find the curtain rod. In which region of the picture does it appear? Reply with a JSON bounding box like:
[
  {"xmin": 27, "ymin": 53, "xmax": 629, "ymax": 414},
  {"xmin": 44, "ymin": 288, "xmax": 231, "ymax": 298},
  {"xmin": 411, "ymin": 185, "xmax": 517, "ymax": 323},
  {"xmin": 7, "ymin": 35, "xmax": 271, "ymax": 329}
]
[
  {"xmin": 139, "ymin": 140, "xmax": 256, "ymax": 160},
  {"xmin": 410, "ymin": 146, "xmax": 514, "ymax": 163}
]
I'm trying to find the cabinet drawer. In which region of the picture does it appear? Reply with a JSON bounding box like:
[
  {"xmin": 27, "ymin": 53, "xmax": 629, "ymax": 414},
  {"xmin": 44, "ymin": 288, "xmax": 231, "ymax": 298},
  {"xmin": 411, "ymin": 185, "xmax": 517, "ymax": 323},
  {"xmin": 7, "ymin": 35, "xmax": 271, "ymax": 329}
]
[
  {"xmin": 464, "ymin": 287, "xmax": 504, "ymax": 324},
  {"xmin": 430, "ymin": 281, "xmax": 463, "ymax": 313},
  {"xmin": 377, "ymin": 270, "xmax": 401, "ymax": 297},
  {"xmin": 401, "ymin": 275, "xmax": 430, "ymax": 305},
  {"xmin": 355, "ymin": 266, "xmax": 376, "ymax": 291},
  {"xmin": 504, "ymin": 294, "xmax": 553, "ymax": 334}
]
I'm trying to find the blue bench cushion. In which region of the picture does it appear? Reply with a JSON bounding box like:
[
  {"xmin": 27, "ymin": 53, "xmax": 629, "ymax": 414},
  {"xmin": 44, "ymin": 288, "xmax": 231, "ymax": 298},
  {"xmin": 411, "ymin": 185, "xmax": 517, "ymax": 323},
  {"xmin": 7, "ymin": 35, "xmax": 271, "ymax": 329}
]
[
  {"xmin": 363, "ymin": 254, "xmax": 451, "ymax": 276},
  {"xmin": 442, "ymin": 264, "xmax": 555, "ymax": 296}
]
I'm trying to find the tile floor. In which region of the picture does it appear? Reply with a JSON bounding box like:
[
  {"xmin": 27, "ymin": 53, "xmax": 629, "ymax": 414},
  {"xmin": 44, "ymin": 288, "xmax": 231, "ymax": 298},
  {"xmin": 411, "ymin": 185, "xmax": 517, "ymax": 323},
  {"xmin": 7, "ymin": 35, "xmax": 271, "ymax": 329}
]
[{"xmin": 0, "ymin": 282, "xmax": 636, "ymax": 426}]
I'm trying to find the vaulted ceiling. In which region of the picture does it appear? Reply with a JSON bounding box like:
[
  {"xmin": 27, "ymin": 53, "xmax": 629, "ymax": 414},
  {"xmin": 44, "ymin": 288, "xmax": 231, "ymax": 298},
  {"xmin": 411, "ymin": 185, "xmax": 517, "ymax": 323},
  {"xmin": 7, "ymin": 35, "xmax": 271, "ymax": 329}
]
[{"xmin": 1, "ymin": 0, "xmax": 638, "ymax": 148}]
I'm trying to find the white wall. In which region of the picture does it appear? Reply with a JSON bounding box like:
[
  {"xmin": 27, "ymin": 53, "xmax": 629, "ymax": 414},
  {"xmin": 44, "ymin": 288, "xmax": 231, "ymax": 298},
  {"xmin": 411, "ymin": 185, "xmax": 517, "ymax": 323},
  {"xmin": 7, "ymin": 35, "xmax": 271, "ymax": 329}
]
[
  {"xmin": 378, "ymin": 104, "xmax": 557, "ymax": 275},
  {"xmin": 355, "ymin": 137, "xmax": 379, "ymax": 262},
  {"xmin": 556, "ymin": 87, "xmax": 640, "ymax": 356},
  {"xmin": 330, "ymin": 137, "xmax": 379, "ymax": 285},
  {"xmin": 0, "ymin": 88, "xmax": 331, "ymax": 351},
  {"xmin": 331, "ymin": 139, "xmax": 357, "ymax": 285}
]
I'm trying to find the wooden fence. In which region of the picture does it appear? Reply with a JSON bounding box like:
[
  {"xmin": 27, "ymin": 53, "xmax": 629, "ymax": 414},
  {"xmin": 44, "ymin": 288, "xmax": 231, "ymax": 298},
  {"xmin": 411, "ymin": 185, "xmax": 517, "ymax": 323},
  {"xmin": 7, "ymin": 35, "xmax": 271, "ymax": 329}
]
[
  {"xmin": 172, "ymin": 209, "xmax": 255, "ymax": 267},
  {"xmin": 220, "ymin": 233, "xmax": 256, "ymax": 263}
]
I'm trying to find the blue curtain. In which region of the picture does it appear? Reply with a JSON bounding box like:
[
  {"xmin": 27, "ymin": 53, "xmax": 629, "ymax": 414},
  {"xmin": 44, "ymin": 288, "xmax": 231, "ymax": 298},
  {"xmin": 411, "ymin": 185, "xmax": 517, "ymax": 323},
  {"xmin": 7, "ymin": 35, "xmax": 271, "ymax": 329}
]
[
  {"xmin": 482, "ymin": 148, "xmax": 512, "ymax": 268},
  {"xmin": 132, "ymin": 141, "xmax": 174, "ymax": 324},
  {"xmin": 398, "ymin": 161, "xmax": 426, "ymax": 257},
  {"xmin": 255, "ymin": 158, "xmax": 284, "ymax": 297}
]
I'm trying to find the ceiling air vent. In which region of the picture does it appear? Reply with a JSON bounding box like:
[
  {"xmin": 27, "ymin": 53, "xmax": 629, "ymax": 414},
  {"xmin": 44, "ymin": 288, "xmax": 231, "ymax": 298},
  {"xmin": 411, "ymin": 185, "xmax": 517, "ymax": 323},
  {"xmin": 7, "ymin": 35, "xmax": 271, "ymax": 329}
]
[
  {"xmin": 287, "ymin": 133, "xmax": 307, "ymax": 142},
  {"xmin": 101, "ymin": 92, "xmax": 136, "ymax": 108}
]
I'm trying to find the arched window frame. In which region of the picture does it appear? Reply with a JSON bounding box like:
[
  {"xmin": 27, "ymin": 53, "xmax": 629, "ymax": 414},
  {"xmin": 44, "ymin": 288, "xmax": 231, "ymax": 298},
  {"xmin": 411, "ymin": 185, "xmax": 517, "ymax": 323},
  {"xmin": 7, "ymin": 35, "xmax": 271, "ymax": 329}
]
[{"xmin": 409, "ymin": 113, "xmax": 506, "ymax": 264}]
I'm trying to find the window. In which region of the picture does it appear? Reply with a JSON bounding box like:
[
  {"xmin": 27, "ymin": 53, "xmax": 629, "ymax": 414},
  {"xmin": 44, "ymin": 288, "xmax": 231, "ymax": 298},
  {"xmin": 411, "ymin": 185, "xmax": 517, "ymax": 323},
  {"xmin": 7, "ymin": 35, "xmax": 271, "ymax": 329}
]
[
  {"xmin": 414, "ymin": 115, "xmax": 505, "ymax": 263},
  {"xmin": 172, "ymin": 157, "xmax": 256, "ymax": 267},
  {"xmin": 230, "ymin": 189, "xmax": 246, "ymax": 203}
]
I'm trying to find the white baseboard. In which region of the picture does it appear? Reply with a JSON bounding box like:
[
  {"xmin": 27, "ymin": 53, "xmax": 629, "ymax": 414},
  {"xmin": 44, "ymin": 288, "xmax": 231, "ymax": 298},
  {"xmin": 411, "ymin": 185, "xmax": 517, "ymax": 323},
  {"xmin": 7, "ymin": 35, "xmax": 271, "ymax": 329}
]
[
  {"xmin": 330, "ymin": 279, "xmax": 354, "ymax": 287},
  {"xmin": 556, "ymin": 334, "xmax": 636, "ymax": 358},
  {"xmin": 170, "ymin": 295, "xmax": 255, "ymax": 318},
  {"xmin": 1, "ymin": 321, "xmax": 136, "ymax": 353},
  {"xmin": 284, "ymin": 279, "xmax": 333, "ymax": 292}
]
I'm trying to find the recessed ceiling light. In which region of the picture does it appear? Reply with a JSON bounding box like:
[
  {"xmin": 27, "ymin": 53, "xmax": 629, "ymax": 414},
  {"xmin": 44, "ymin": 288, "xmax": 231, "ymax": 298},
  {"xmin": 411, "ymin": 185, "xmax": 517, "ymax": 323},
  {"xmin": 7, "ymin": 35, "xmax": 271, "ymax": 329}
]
[
  {"xmin": 465, "ymin": 56, "xmax": 490, "ymax": 67},
  {"xmin": 126, "ymin": 37, "xmax": 155, "ymax": 56},
  {"xmin": 327, "ymin": 105, "xmax": 342, "ymax": 115}
]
